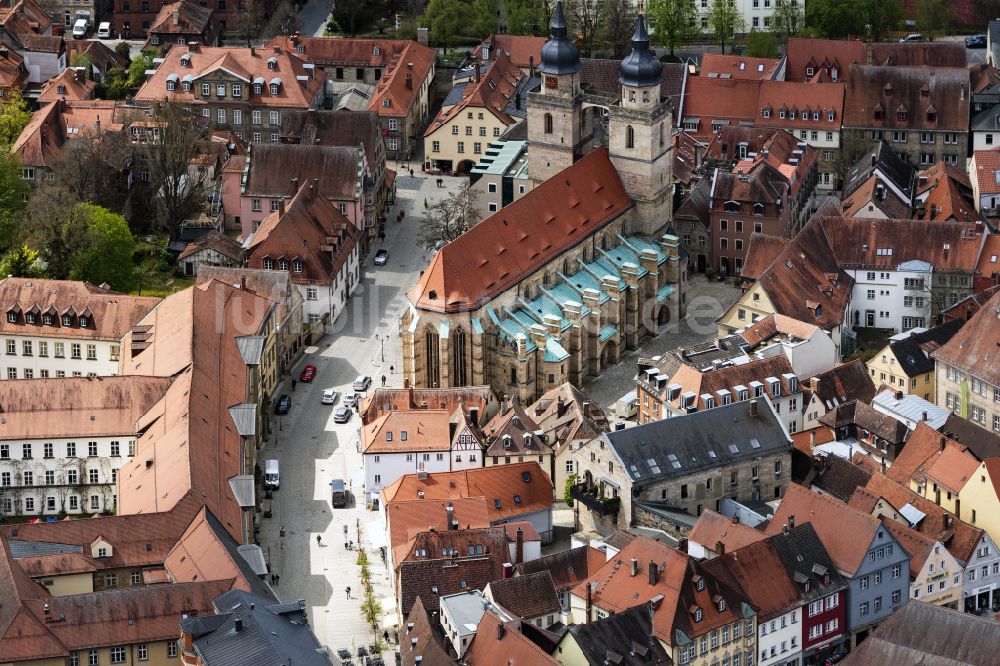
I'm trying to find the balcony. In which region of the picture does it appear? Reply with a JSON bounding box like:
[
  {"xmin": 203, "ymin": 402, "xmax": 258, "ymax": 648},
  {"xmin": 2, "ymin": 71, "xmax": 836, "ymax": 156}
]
[{"xmin": 570, "ymin": 484, "xmax": 620, "ymax": 516}]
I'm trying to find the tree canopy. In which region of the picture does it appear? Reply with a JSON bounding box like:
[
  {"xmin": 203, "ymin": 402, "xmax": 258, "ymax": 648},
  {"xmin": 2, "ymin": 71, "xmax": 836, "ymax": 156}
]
[
  {"xmin": 127, "ymin": 53, "xmax": 154, "ymax": 88},
  {"xmin": 916, "ymin": 0, "xmax": 952, "ymax": 41},
  {"xmin": 68, "ymin": 204, "xmax": 137, "ymax": 292},
  {"xmin": 0, "ymin": 88, "xmax": 31, "ymax": 149},
  {"xmin": 647, "ymin": 0, "xmax": 699, "ymax": 56},
  {"xmin": 504, "ymin": 0, "xmax": 548, "ymax": 36},
  {"xmin": 707, "ymin": 0, "xmax": 743, "ymax": 54},
  {"xmin": 423, "ymin": 0, "xmax": 495, "ymax": 50},
  {"xmin": 418, "ymin": 184, "xmax": 482, "ymax": 250}
]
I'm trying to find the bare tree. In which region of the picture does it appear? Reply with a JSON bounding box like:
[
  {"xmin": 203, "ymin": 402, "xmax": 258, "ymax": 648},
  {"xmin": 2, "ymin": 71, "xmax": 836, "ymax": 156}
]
[
  {"xmin": 135, "ymin": 103, "xmax": 212, "ymax": 237},
  {"xmin": 236, "ymin": 0, "xmax": 268, "ymax": 46},
  {"xmin": 263, "ymin": 0, "xmax": 302, "ymax": 38},
  {"xmin": 49, "ymin": 130, "xmax": 134, "ymax": 211},
  {"xmin": 20, "ymin": 186, "xmax": 89, "ymax": 280},
  {"xmin": 565, "ymin": 0, "xmax": 603, "ymax": 58},
  {"xmin": 419, "ymin": 184, "xmax": 482, "ymax": 250}
]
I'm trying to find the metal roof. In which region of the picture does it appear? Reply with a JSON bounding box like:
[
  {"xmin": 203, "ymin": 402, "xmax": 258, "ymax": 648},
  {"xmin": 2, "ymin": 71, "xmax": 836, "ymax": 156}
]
[
  {"xmin": 228, "ymin": 475, "xmax": 255, "ymax": 508},
  {"xmin": 228, "ymin": 403, "xmax": 257, "ymax": 438},
  {"xmin": 235, "ymin": 335, "xmax": 266, "ymax": 365}
]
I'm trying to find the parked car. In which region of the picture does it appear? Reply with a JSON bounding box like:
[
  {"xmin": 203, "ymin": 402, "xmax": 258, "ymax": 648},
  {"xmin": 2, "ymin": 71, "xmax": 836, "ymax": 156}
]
[
  {"xmin": 300, "ymin": 364, "xmax": 317, "ymax": 382},
  {"xmin": 97, "ymin": 21, "xmax": 111, "ymax": 38},
  {"xmin": 352, "ymin": 375, "xmax": 371, "ymax": 391},
  {"xmin": 321, "ymin": 389, "xmax": 339, "ymax": 405},
  {"xmin": 967, "ymin": 34, "xmax": 987, "ymax": 48},
  {"xmin": 72, "ymin": 18, "xmax": 89, "ymax": 38},
  {"xmin": 899, "ymin": 33, "xmax": 923, "ymax": 42},
  {"xmin": 333, "ymin": 406, "xmax": 352, "ymax": 423},
  {"xmin": 275, "ymin": 394, "xmax": 291, "ymax": 415},
  {"xmin": 374, "ymin": 249, "xmax": 389, "ymax": 266},
  {"xmin": 343, "ymin": 392, "xmax": 359, "ymax": 408}
]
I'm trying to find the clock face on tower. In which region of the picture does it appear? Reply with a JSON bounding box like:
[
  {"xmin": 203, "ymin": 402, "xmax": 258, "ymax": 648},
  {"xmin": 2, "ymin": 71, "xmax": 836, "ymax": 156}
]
[{"xmin": 545, "ymin": 76, "xmax": 559, "ymax": 90}]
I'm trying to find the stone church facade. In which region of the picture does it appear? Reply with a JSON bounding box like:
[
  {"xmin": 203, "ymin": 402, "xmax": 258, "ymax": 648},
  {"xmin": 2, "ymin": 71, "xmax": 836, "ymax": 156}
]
[{"xmin": 400, "ymin": 8, "xmax": 685, "ymax": 403}]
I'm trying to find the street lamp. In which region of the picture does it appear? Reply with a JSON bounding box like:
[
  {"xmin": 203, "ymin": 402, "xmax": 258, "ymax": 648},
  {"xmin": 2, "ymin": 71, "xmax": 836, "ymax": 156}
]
[{"xmin": 375, "ymin": 333, "xmax": 388, "ymax": 364}]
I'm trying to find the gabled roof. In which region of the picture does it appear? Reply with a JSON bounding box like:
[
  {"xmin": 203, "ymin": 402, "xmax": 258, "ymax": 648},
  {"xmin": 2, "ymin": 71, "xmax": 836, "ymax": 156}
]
[
  {"xmin": 64, "ymin": 40, "xmax": 128, "ymax": 73},
  {"xmin": 687, "ymin": 510, "xmax": 766, "ymax": 554},
  {"xmin": 426, "ymin": 51, "xmax": 524, "ymax": 133},
  {"xmin": 971, "ymin": 149, "xmax": 1000, "ymax": 196},
  {"xmin": 840, "ymin": 175, "xmax": 912, "ymax": 219},
  {"xmin": 579, "ymin": 58, "xmax": 686, "ymax": 116},
  {"xmin": 844, "ymin": 141, "xmax": 915, "ymax": 201},
  {"xmin": 149, "ymin": 0, "xmax": 213, "ymax": 35},
  {"xmin": 473, "ymin": 34, "xmax": 546, "ymax": 69},
  {"xmin": 842, "ymin": 600, "xmax": 1000, "ymax": 666},
  {"xmin": 885, "ymin": 422, "xmax": 969, "ymax": 485},
  {"xmin": 755, "ymin": 80, "xmax": 845, "ymax": 131},
  {"xmin": 486, "ymin": 571, "xmax": 561, "ymax": 619},
  {"xmin": 843, "ymin": 64, "xmax": 970, "ymax": 133},
  {"xmin": 700, "ymin": 54, "xmax": 780, "ymax": 80},
  {"xmin": 245, "ymin": 179, "xmax": 360, "ymax": 286},
  {"xmin": 409, "ymin": 147, "xmax": 632, "ymax": 313},
  {"xmin": 13, "ymin": 99, "xmax": 126, "ymax": 170},
  {"xmin": 867, "ymin": 41, "xmax": 967, "ymax": 68},
  {"xmin": 785, "ymin": 38, "xmax": 865, "ymax": 82},
  {"xmin": 362, "ymin": 409, "xmax": 453, "ymax": 454},
  {"xmin": 244, "ymin": 143, "xmax": 362, "ymax": 199},
  {"xmin": 514, "ymin": 545, "xmax": 605, "ymax": 592},
  {"xmin": 740, "ymin": 233, "xmax": 789, "ymax": 281},
  {"xmin": 769, "ymin": 522, "xmax": 848, "ymax": 604},
  {"xmin": 808, "ymin": 359, "xmax": 877, "ymax": 411},
  {"xmin": 483, "ymin": 401, "xmax": 552, "ymax": 457},
  {"xmin": 464, "ymin": 610, "xmax": 560, "ymax": 665},
  {"xmin": 0, "ymin": 44, "xmax": 27, "ymax": 90},
  {"xmin": 886, "ymin": 319, "xmax": 964, "ymax": 378},
  {"xmin": 386, "ymin": 498, "xmax": 493, "ymax": 560},
  {"xmin": 701, "ymin": 538, "xmax": 801, "ymax": 621},
  {"xmin": 765, "ymin": 483, "xmax": 885, "ymax": 575},
  {"xmin": 177, "ymin": 231, "xmax": 243, "ymax": 262},
  {"xmin": 940, "ymin": 413, "xmax": 1000, "ymax": 461},
  {"xmin": 400, "ymin": 596, "xmax": 453, "ymax": 666},
  {"xmin": 820, "ymin": 215, "xmax": 983, "ymax": 271},
  {"xmin": 564, "ymin": 604, "xmax": 671, "ymax": 666},
  {"xmin": 361, "ymin": 385, "xmax": 498, "ymax": 425},
  {"xmin": 811, "ymin": 452, "xmax": 873, "ymax": 502},
  {"xmin": 604, "ymin": 399, "xmax": 790, "ymax": 484},
  {"xmin": 279, "ymin": 108, "xmax": 381, "ymax": 171},
  {"xmin": 528, "ymin": 382, "xmax": 610, "ymax": 449},
  {"xmin": 933, "ymin": 289, "xmax": 1000, "ymax": 386},
  {"xmin": 680, "ymin": 76, "xmax": 762, "ymax": 140},
  {"xmin": 818, "ymin": 399, "xmax": 911, "ymax": 445},
  {"xmin": 399, "ymin": 554, "xmax": 505, "ymax": 615}
]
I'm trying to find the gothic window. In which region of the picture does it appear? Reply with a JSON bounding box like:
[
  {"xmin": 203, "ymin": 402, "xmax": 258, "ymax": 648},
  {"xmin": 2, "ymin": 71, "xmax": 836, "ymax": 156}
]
[
  {"xmin": 626, "ymin": 125, "xmax": 634, "ymax": 149},
  {"xmin": 544, "ymin": 113, "xmax": 553, "ymax": 134},
  {"xmin": 452, "ymin": 328, "xmax": 468, "ymax": 386}
]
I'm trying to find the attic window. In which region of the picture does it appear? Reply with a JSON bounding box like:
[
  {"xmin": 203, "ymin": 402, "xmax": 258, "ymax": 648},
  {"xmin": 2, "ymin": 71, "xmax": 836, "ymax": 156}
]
[
  {"xmin": 694, "ymin": 607, "xmax": 703, "ymax": 622},
  {"xmin": 883, "ymin": 83, "xmax": 893, "ymax": 96},
  {"xmin": 762, "ymin": 107, "xmax": 770, "ymax": 118},
  {"xmin": 270, "ymin": 82, "xmax": 280, "ymax": 95},
  {"xmin": 896, "ymin": 111, "xmax": 907, "ymax": 122},
  {"xmin": 373, "ymin": 46, "xmax": 380, "ymax": 56},
  {"xmin": 521, "ymin": 471, "xmax": 531, "ymax": 483},
  {"xmin": 180, "ymin": 54, "xmax": 190, "ymax": 67},
  {"xmin": 812, "ymin": 111, "xmax": 820, "ymax": 121},
  {"xmin": 383, "ymin": 99, "xmax": 390, "ymax": 107},
  {"xmin": 717, "ymin": 599, "xmax": 726, "ymax": 612},
  {"xmin": 267, "ymin": 57, "xmax": 278, "ymax": 70},
  {"xmin": 253, "ymin": 83, "xmax": 263, "ymax": 94},
  {"xmin": 779, "ymin": 109, "xmax": 786, "ymax": 119},
  {"xmin": 513, "ymin": 494, "xmax": 521, "ymax": 504},
  {"xmin": 695, "ymin": 576, "xmax": 705, "ymax": 591},
  {"xmin": 927, "ymin": 109, "xmax": 936, "ymax": 122},
  {"xmin": 494, "ymin": 498, "xmax": 501, "ymax": 509}
]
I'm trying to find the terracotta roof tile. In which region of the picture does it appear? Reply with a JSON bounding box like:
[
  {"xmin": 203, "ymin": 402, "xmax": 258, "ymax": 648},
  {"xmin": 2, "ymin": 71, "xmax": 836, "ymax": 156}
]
[
  {"xmin": 971, "ymin": 149, "xmax": 1000, "ymax": 196},
  {"xmin": 400, "ymin": 596, "xmax": 453, "ymax": 666},
  {"xmin": 739, "ymin": 313, "xmax": 821, "ymax": 347},
  {"xmin": 755, "ymin": 81, "xmax": 845, "ymax": 130},
  {"xmin": 386, "ymin": 498, "xmax": 492, "ymax": 557},
  {"xmin": 148, "ymin": 0, "xmax": 213, "ymax": 35},
  {"xmin": 932, "ymin": 289, "xmax": 1000, "ymax": 385},
  {"xmin": 701, "ymin": 538, "xmax": 800, "ymax": 620},
  {"xmin": 840, "ymin": 176, "xmax": 912, "ymax": 219},
  {"xmin": 700, "ymin": 54, "xmax": 780, "ymax": 80},
  {"xmin": 580, "ymin": 58, "xmax": 687, "ymax": 115},
  {"xmin": 687, "ymin": 510, "xmax": 766, "ymax": 553},
  {"xmin": 740, "ymin": 233, "xmax": 789, "ymax": 280},
  {"xmin": 473, "ymin": 35, "xmax": 546, "ymax": 69},
  {"xmin": 426, "ymin": 51, "xmax": 524, "ymax": 134},
  {"xmin": 486, "ymin": 571, "xmax": 561, "ymax": 619},
  {"xmin": 807, "ymin": 359, "xmax": 877, "ymax": 409},
  {"xmin": 177, "ymin": 231, "xmax": 243, "ymax": 262},
  {"xmin": 976, "ymin": 235, "xmax": 1000, "ymax": 278},
  {"xmin": 843, "ymin": 65, "xmax": 970, "ymax": 133},
  {"xmin": 765, "ymin": 483, "xmax": 881, "ymax": 574},
  {"xmin": 135, "ymin": 44, "xmax": 324, "ymax": 110},
  {"xmin": 0, "ymin": 45, "xmax": 27, "ymax": 90},
  {"xmin": 409, "ymin": 147, "xmax": 632, "ymax": 312},
  {"xmin": 362, "ymin": 409, "xmax": 452, "ymax": 454},
  {"xmin": 681, "ymin": 77, "xmax": 762, "ymax": 141},
  {"xmin": 399, "ymin": 554, "xmax": 504, "ymax": 615},
  {"xmin": 464, "ymin": 610, "xmax": 560, "ymax": 665},
  {"xmin": 279, "ymin": 109, "xmax": 382, "ymax": 170},
  {"xmin": 514, "ymin": 545, "xmax": 604, "ymax": 592},
  {"xmin": 483, "ymin": 401, "xmax": 551, "ymax": 456},
  {"xmin": 785, "ymin": 38, "xmax": 865, "ymax": 83},
  {"xmin": 244, "ymin": 143, "xmax": 362, "ymax": 200},
  {"xmin": 361, "ymin": 386, "xmax": 498, "ymax": 425}
]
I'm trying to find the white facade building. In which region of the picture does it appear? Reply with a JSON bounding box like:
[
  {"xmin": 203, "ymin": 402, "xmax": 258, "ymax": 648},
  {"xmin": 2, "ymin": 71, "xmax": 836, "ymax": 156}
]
[
  {"xmin": 842, "ymin": 261, "xmax": 934, "ymax": 334},
  {"xmin": 695, "ymin": 0, "xmax": 786, "ymax": 32},
  {"xmin": 0, "ymin": 278, "xmax": 160, "ymax": 380},
  {"xmin": 0, "ymin": 376, "xmax": 172, "ymax": 518},
  {"xmin": 758, "ymin": 606, "xmax": 804, "ymax": 666},
  {"xmin": 362, "ymin": 409, "xmax": 483, "ymax": 504},
  {"xmin": 964, "ymin": 532, "xmax": 1000, "ymax": 612}
]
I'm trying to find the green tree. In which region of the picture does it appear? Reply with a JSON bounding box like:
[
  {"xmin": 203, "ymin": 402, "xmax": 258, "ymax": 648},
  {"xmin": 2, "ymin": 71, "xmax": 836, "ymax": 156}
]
[
  {"xmin": 858, "ymin": 0, "xmax": 904, "ymax": 41},
  {"xmin": 0, "ymin": 151, "xmax": 29, "ymax": 219},
  {"xmin": 804, "ymin": 0, "xmax": 863, "ymax": 39},
  {"xmin": 0, "ymin": 245, "xmax": 42, "ymax": 278},
  {"xmin": 70, "ymin": 52, "xmax": 93, "ymax": 78},
  {"xmin": 504, "ymin": 0, "xmax": 547, "ymax": 36},
  {"xmin": 564, "ymin": 474, "xmax": 578, "ymax": 507},
  {"xmin": 22, "ymin": 187, "xmax": 88, "ymax": 280},
  {"xmin": 114, "ymin": 41, "xmax": 132, "ymax": 62},
  {"xmin": 100, "ymin": 66, "xmax": 130, "ymax": 100},
  {"xmin": 916, "ymin": 0, "xmax": 952, "ymax": 41},
  {"xmin": 647, "ymin": 0, "xmax": 699, "ymax": 56},
  {"xmin": 423, "ymin": 0, "xmax": 494, "ymax": 50},
  {"xmin": 0, "ymin": 88, "xmax": 31, "ymax": 149},
  {"xmin": 746, "ymin": 29, "xmax": 778, "ymax": 57},
  {"xmin": 772, "ymin": 0, "xmax": 804, "ymax": 40},
  {"xmin": 127, "ymin": 53, "xmax": 154, "ymax": 89},
  {"xmin": 707, "ymin": 0, "xmax": 743, "ymax": 54},
  {"xmin": 68, "ymin": 204, "xmax": 137, "ymax": 292}
]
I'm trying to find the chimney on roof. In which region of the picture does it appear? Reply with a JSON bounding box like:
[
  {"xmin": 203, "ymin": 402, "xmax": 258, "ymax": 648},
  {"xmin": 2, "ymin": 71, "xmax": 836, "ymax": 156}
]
[
  {"xmin": 782, "ymin": 523, "xmax": 789, "ymax": 535},
  {"xmin": 274, "ymin": 45, "xmax": 281, "ymax": 55},
  {"xmin": 234, "ymin": 618, "xmax": 243, "ymax": 632},
  {"xmin": 497, "ymin": 622, "xmax": 506, "ymax": 640},
  {"xmin": 944, "ymin": 514, "xmax": 952, "ymax": 528},
  {"xmin": 515, "ymin": 527, "xmax": 524, "ymax": 565},
  {"xmin": 894, "ymin": 390, "xmax": 903, "ymax": 401},
  {"xmin": 290, "ymin": 176, "xmax": 299, "ymax": 195},
  {"xmin": 749, "ymin": 400, "xmax": 758, "ymax": 418},
  {"xmin": 249, "ymin": 46, "xmax": 255, "ymax": 57},
  {"xmin": 406, "ymin": 72, "xmax": 412, "ymax": 89},
  {"xmin": 809, "ymin": 430, "xmax": 816, "ymax": 446},
  {"xmin": 940, "ymin": 435, "xmax": 946, "ymax": 451},
  {"xmin": 630, "ymin": 558, "xmax": 639, "ymax": 576},
  {"xmin": 922, "ymin": 411, "xmax": 928, "ymax": 422},
  {"xmin": 278, "ymin": 199, "xmax": 285, "ymax": 216},
  {"xmin": 648, "ymin": 561, "xmax": 659, "ymax": 585},
  {"xmin": 585, "ymin": 580, "xmax": 592, "ymax": 623},
  {"xmin": 716, "ymin": 540, "xmax": 725, "ymax": 556},
  {"xmin": 470, "ymin": 407, "xmax": 479, "ymax": 427},
  {"xmin": 731, "ymin": 515, "xmax": 739, "ymax": 525},
  {"xmin": 475, "ymin": 62, "xmax": 481, "ymax": 84},
  {"xmin": 172, "ymin": 9, "xmax": 179, "ymax": 25},
  {"xmin": 240, "ymin": 276, "xmax": 247, "ymax": 291},
  {"xmin": 515, "ymin": 92, "xmax": 521, "ymax": 110},
  {"xmin": 789, "ymin": 514, "xmax": 795, "ymax": 529},
  {"xmin": 188, "ymin": 42, "xmax": 198, "ymax": 53}
]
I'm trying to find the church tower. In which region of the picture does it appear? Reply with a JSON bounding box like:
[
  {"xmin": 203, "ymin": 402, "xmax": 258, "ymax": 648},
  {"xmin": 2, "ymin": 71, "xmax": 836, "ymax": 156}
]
[
  {"xmin": 527, "ymin": 1, "xmax": 582, "ymax": 184},
  {"xmin": 608, "ymin": 15, "xmax": 674, "ymax": 237}
]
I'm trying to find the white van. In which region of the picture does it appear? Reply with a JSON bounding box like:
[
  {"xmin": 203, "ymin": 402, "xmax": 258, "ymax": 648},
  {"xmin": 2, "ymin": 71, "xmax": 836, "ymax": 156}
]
[
  {"xmin": 264, "ymin": 459, "xmax": 279, "ymax": 490},
  {"xmin": 97, "ymin": 21, "xmax": 111, "ymax": 39},
  {"xmin": 72, "ymin": 18, "xmax": 88, "ymax": 39}
]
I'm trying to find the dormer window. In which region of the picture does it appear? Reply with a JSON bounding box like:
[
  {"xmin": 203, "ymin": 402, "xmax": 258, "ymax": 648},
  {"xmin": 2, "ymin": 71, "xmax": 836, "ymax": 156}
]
[
  {"xmin": 717, "ymin": 599, "xmax": 726, "ymax": 612},
  {"xmin": 382, "ymin": 99, "xmax": 390, "ymax": 108},
  {"xmin": 292, "ymin": 259, "xmax": 303, "ymax": 273},
  {"xmin": 812, "ymin": 111, "xmax": 820, "ymax": 121},
  {"xmin": 253, "ymin": 83, "xmax": 262, "ymax": 94},
  {"xmin": 43, "ymin": 314, "xmax": 52, "ymax": 325},
  {"xmin": 827, "ymin": 111, "xmax": 834, "ymax": 121},
  {"xmin": 25, "ymin": 313, "xmax": 35, "ymax": 324},
  {"xmin": 269, "ymin": 82, "xmax": 280, "ymax": 95},
  {"xmin": 789, "ymin": 109, "xmax": 796, "ymax": 119},
  {"xmin": 278, "ymin": 259, "xmax": 289, "ymax": 271},
  {"xmin": 927, "ymin": 106, "xmax": 937, "ymax": 122},
  {"xmin": 806, "ymin": 67, "xmax": 814, "ymax": 76},
  {"xmin": 696, "ymin": 576, "xmax": 705, "ymax": 591},
  {"xmin": 166, "ymin": 79, "xmax": 176, "ymax": 91},
  {"xmin": 267, "ymin": 57, "xmax": 277, "ymax": 70},
  {"xmin": 883, "ymin": 83, "xmax": 893, "ymax": 96},
  {"xmin": 920, "ymin": 84, "xmax": 929, "ymax": 98},
  {"xmin": 62, "ymin": 315, "xmax": 72, "ymax": 326},
  {"xmin": 779, "ymin": 108, "xmax": 786, "ymax": 119},
  {"xmin": 297, "ymin": 45, "xmax": 304, "ymax": 53},
  {"xmin": 694, "ymin": 607, "xmax": 703, "ymax": 622},
  {"xmin": 502, "ymin": 434, "xmax": 512, "ymax": 449},
  {"xmin": 897, "ymin": 110, "xmax": 907, "ymax": 122},
  {"xmin": 373, "ymin": 46, "xmax": 380, "ymax": 56},
  {"xmin": 180, "ymin": 54, "xmax": 190, "ymax": 67},
  {"xmin": 6, "ymin": 312, "xmax": 16, "ymax": 323},
  {"xmin": 874, "ymin": 103, "xmax": 883, "ymax": 121},
  {"xmin": 762, "ymin": 107, "xmax": 770, "ymax": 118},
  {"xmin": 263, "ymin": 258, "xmax": 274, "ymax": 270},
  {"xmin": 182, "ymin": 81, "xmax": 191, "ymax": 92},
  {"xmin": 831, "ymin": 68, "xmax": 838, "ymax": 81},
  {"xmin": 79, "ymin": 316, "xmax": 88, "ymax": 328},
  {"xmin": 56, "ymin": 85, "xmax": 66, "ymax": 95},
  {"xmin": 151, "ymin": 36, "xmax": 160, "ymax": 45},
  {"xmin": 753, "ymin": 202, "xmax": 764, "ymax": 215}
]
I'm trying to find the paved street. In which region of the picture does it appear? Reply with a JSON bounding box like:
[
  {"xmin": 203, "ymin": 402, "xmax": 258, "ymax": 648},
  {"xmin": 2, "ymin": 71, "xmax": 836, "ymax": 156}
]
[
  {"xmin": 256, "ymin": 167, "xmax": 463, "ymax": 655},
  {"xmin": 299, "ymin": 0, "xmax": 333, "ymax": 37}
]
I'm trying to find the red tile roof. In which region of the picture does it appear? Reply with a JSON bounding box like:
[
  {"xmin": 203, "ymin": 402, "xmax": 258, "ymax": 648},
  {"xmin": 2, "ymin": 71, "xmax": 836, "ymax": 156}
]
[
  {"xmin": 37, "ymin": 67, "xmax": 95, "ymax": 102},
  {"xmin": 785, "ymin": 38, "xmax": 864, "ymax": 83},
  {"xmin": 482, "ymin": 401, "xmax": 552, "ymax": 457},
  {"xmin": 741, "ymin": 233, "xmax": 790, "ymax": 281},
  {"xmin": 0, "ymin": 45, "xmax": 27, "ymax": 91},
  {"xmin": 148, "ymin": 0, "xmax": 213, "ymax": 35},
  {"xmin": 807, "ymin": 359, "xmax": 877, "ymax": 408},
  {"xmin": 977, "ymin": 235, "xmax": 1000, "ymax": 278},
  {"xmin": 843, "ymin": 65, "xmax": 970, "ymax": 133},
  {"xmin": 12, "ymin": 100, "xmax": 127, "ymax": 170},
  {"xmin": 688, "ymin": 510, "xmax": 766, "ymax": 554},
  {"xmin": 135, "ymin": 44, "xmax": 324, "ymax": 110},
  {"xmin": 473, "ymin": 35, "xmax": 546, "ymax": 69},
  {"xmin": 360, "ymin": 385, "xmax": 499, "ymax": 425},
  {"xmin": 245, "ymin": 179, "xmax": 360, "ymax": 285},
  {"xmin": 932, "ymin": 288, "xmax": 1000, "ymax": 386},
  {"xmin": 362, "ymin": 409, "xmax": 453, "ymax": 454},
  {"xmin": 425, "ymin": 51, "xmax": 523, "ymax": 135},
  {"xmin": 840, "ymin": 175, "xmax": 912, "ymax": 219},
  {"xmin": 755, "ymin": 80, "xmax": 845, "ymax": 131},
  {"xmin": 381, "ymin": 462, "xmax": 553, "ymax": 524},
  {"xmin": 971, "ymin": 149, "xmax": 1000, "ymax": 196},
  {"xmin": 701, "ymin": 538, "xmax": 801, "ymax": 621},
  {"xmin": 409, "ymin": 147, "xmax": 632, "ymax": 313},
  {"xmin": 700, "ymin": 54, "xmax": 780, "ymax": 80},
  {"xmin": 681, "ymin": 77, "xmax": 762, "ymax": 141},
  {"xmin": 464, "ymin": 610, "xmax": 560, "ymax": 665},
  {"xmin": 244, "ymin": 143, "xmax": 362, "ymax": 201}
]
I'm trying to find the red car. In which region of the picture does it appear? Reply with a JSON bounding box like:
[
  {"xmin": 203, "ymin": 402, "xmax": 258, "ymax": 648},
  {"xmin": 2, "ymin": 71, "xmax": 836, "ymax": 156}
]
[{"xmin": 299, "ymin": 364, "xmax": 317, "ymax": 382}]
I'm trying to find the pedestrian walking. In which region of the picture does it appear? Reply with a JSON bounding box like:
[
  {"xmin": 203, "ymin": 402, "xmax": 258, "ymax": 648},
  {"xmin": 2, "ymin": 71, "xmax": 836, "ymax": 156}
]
[
  {"xmin": 316, "ymin": 535, "xmax": 322, "ymax": 546},
  {"xmin": 275, "ymin": 574, "xmax": 280, "ymax": 585},
  {"xmin": 345, "ymin": 541, "xmax": 349, "ymax": 550},
  {"xmin": 381, "ymin": 375, "xmax": 386, "ymax": 387},
  {"xmin": 409, "ymin": 168, "xmax": 414, "ymax": 178},
  {"xmin": 346, "ymin": 586, "xmax": 351, "ymax": 599},
  {"xmin": 383, "ymin": 630, "xmax": 390, "ymax": 644},
  {"xmin": 389, "ymin": 365, "xmax": 394, "ymax": 374}
]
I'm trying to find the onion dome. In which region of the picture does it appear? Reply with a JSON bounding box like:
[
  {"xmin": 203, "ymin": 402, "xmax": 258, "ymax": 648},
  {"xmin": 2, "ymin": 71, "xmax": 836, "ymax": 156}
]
[
  {"xmin": 539, "ymin": 1, "xmax": 580, "ymax": 76},
  {"xmin": 619, "ymin": 14, "xmax": 663, "ymax": 88}
]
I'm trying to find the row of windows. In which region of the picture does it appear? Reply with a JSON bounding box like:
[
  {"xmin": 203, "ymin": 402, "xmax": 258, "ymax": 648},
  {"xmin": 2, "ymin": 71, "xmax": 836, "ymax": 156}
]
[
  {"xmin": 7, "ymin": 311, "xmax": 92, "ymax": 327},
  {"xmin": 763, "ymin": 107, "xmax": 834, "ymax": 123},
  {"xmin": 450, "ymin": 125, "xmax": 503, "ymax": 137},
  {"xmin": 166, "ymin": 77, "xmax": 282, "ymax": 96},
  {"xmin": 4, "ymin": 340, "xmax": 115, "ymax": 360},
  {"xmin": 68, "ymin": 641, "xmax": 177, "ymax": 664},
  {"xmin": 858, "ymin": 564, "xmax": 902, "ymax": 589},
  {"xmin": 261, "ymin": 258, "xmax": 304, "ymax": 273},
  {"xmin": 681, "ymin": 619, "xmax": 755, "ymax": 665},
  {"xmin": 1, "ymin": 467, "xmax": 113, "ymax": 487},
  {"xmin": 719, "ymin": 219, "xmax": 765, "ymax": 232},
  {"xmin": 5, "ymin": 368, "xmax": 99, "ymax": 380},
  {"xmin": 1, "ymin": 493, "xmax": 105, "ymax": 513},
  {"xmin": 858, "ymin": 590, "xmax": 902, "ymax": 616},
  {"xmin": 0, "ymin": 440, "xmax": 131, "ymax": 460}
]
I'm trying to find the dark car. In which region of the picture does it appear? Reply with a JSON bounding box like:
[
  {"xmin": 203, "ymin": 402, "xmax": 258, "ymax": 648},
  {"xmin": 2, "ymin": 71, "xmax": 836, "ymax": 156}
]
[
  {"xmin": 333, "ymin": 406, "xmax": 352, "ymax": 423},
  {"xmin": 274, "ymin": 394, "xmax": 291, "ymax": 415},
  {"xmin": 374, "ymin": 249, "xmax": 389, "ymax": 266},
  {"xmin": 299, "ymin": 364, "xmax": 317, "ymax": 382},
  {"xmin": 967, "ymin": 34, "xmax": 987, "ymax": 48}
]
